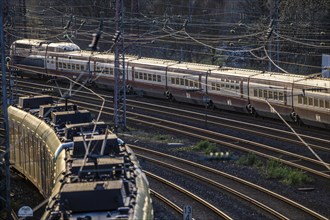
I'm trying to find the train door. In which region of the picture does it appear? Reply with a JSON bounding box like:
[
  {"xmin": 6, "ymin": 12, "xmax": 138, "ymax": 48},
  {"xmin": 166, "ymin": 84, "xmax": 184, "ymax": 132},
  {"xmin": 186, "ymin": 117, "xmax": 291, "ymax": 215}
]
[{"xmin": 46, "ymin": 56, "xmax": 56, "ymax": 71}]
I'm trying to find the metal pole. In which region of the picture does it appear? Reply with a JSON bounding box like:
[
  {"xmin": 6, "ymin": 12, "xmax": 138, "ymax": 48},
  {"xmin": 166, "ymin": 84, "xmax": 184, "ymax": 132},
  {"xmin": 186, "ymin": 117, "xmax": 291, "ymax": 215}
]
[
  {"xmin": 114, "ymin": 0, "xmax": 119, "ymax": 129},
  {"xmin": 114, "ymin": 0, "xmax": 126, "ymax": 131},
  {"xmin": 268, "ymin": 2, "xmax": 273, "ymax": 72},
  {"xmin": 0, "ymin": 0, "xmax": 11, "ymax": 218},
  {"xmin": 275, "ymin": 0, "xmax": 279, "ymax": 71}
]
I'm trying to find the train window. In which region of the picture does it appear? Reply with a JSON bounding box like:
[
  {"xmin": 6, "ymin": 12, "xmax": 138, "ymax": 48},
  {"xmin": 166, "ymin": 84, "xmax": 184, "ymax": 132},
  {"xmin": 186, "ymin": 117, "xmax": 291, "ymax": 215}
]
[
  {"xmin": 325, "ymin": 100, "xmax": 329, "ymax": 109},
  {"xmin": 254, "ymin": 89, "xmax": 258, "ymax": 97},
  {"xmin": 157, "ymin": 75, "xmax": 161, "ymax": 82},
  {"xmin": 308, "ymin": 97, "xmax": 313, "ymax": 106},
  {"xmin": 76, "ymin": 64, "xmax": 80, "ymax": 70},
  {"xmin": 319, "ymin": 99, "xmax": 324, "ymax": 108},
  {"xmin": 211, "ymin": 83, "xmax": 215, "ymax": 90},
  {"xmin": 268, "ymin": 91, "xmax": 273, "ymax": 99},
  {"xmin": 15, "ymin": 43, "xmax": 31, "ymax": 49},
  {"xmin": 303, "ymin": 96, "xmax": 307, "ymax": 105},
  {"xmin": 264, "ymin": 90, "xmax": 268, "ymax": 98},
  {"xmin": 180, "ymin": 78, "xmax": 184, "ymax": 85},
  {"xmin": 67, "ymin": 63, "xmax": 71, "ymax": 69},
  {"xmin": 139, "ymin": 72, "xmax": 143, "ymax": 79},
  {"xmin": 226, "ymin": 84, "xmax": 229, "ymax": 88},
  {"xmin": 176, "ymin": 78, "xmax": 180, "ymax": 85},
  {"xmin": 189, "ymin": 81, "xmax": 194, "ymax": 87},
  {"xmin": 58, "ymin": 62, "xmax": 62, "ymax": 68},
  {"xmin": 273, "ymin": 91, "xmax": 278, "ymax": 100},
  {"xmin": 110, "ymin": 68, "xmax": 114, "ymax": 75},
  {"xmin": 63, "ymin": 63, "xmax": 67, "ymax": 69},
  {"xmin": 298, "ymin": 95, "xmax": 303, "ymax": 104},
  {"xmin": 258, "ymin": 89, "xmax": 263, "ymax": 97},
  {"xmin": 148, "ymin": 74, "xmax": 152, "ymax": 81},
  {"xmin": 231, "ymin": 80, "xmax": 235, "ymax": 83},
  {"xmin": 216, "ymin": 84, "xmax": 221, "ymax": 91},
  {"xmin": 134, "ymin": 72, "xmax": 138, "ymax": 79},
  {"xmin": 143, "ymin": 73, "xmax": 147, "ymax": 80},
  {"xmin": 194, "ymin": 82, "xmax": 198, "ymax": 88},
  {"xmin": 314, "ymin": 98, "xmax": 319, "ymax": 107},
  {"xmin": 153, "ymin": 74, "xmax": 157, "ymax": 81},
  {"xmin": 236, "ymin": 86, "xmax": 239, "ymax": 90},
  {"xmin": 279, "ymin": 92, "xmax": 284, "ymax": 101},
  {"xmin": 221, "ymin": 84, "xmax": 225, "ymax": 88},
  {"xmin": 230, "ymin": 85, "xmax": 235, "ymax": 89},
  {"xmin": 171, "ymin": 77, "xmax": 175, "ymax": 84},
  {"xmin": 185, "ymin": 79, "xmax": 189, "ymax": 86}
]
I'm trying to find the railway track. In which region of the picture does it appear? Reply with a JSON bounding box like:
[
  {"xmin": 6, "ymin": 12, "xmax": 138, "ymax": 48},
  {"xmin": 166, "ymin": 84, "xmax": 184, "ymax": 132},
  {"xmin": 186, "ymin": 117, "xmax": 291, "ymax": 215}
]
[
  {"xmin": 129, "ymin": 99, "xmax": 330, "ymax": 153},
  {"xmin": 149, "ymin": 189, "xmax": 183, "ymax": 219},
  {"xmin": 2, "ymin": 78, "xmax": 329, "ymax": 219},
  {"xmin": 131, "ymin": 144, "xmax": 328, "ymax": 220},
  {"xmin": 15, "ymin": 79, "xmax": 330, "ymax": 149},
  {"xmin": 12, "ymin": 80, "xmax": 330, "ymax": 180},
  {"xmin": 147, "ymin": 172, "xmax": 232, "ymax": 220}
]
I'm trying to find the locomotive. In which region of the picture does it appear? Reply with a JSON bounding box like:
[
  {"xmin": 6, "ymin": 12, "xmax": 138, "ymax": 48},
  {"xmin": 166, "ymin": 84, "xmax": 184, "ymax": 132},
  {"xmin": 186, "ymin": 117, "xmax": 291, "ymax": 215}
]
[
  {"xmin": 8, "ymin": 95, "xmax": 153, "ymax": 219},
  {"xmin": 9, "ymin": 39, "xmax": 330, "ymax": 129}
]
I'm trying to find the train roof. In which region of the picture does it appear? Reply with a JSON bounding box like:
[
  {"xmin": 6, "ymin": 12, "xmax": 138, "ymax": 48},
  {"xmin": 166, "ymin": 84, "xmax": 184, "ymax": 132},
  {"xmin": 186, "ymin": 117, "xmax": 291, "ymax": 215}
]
[
  {"xmin": 17, "ymin": 38, "xmax": 327, "ymax": 89},
  {"xmin": 13, "ymin": 38, "xmax": 51, "ymax": 46},
  {"xmin": 48, "ymin": 42, "xmax": 81, "ymax": 51}
]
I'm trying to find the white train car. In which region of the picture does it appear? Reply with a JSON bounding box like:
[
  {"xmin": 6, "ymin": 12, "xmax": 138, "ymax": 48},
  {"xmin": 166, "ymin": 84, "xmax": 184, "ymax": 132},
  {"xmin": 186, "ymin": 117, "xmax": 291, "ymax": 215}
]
[{"xmin": 10, "ymin": 39, "xmax": 330, "ymax": 129}]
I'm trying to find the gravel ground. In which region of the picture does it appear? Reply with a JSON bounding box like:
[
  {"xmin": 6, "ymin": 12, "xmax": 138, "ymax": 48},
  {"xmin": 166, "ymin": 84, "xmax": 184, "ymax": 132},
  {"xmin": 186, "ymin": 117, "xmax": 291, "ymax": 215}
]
[
  {"xmin": 120, "ymin": 124, "xmax": 330, "ymax": 220},
  {"xmin": 2, "ymin": 124, "xmax": 330, "ymax": 219}
]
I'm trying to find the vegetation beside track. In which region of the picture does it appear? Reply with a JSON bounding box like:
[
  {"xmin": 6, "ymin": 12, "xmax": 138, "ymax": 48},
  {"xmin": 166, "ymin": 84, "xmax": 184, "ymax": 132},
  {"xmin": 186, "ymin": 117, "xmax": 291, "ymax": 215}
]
[{"xmin": 237, "ymin": 153, "xmax": 314, "ymax": 186}]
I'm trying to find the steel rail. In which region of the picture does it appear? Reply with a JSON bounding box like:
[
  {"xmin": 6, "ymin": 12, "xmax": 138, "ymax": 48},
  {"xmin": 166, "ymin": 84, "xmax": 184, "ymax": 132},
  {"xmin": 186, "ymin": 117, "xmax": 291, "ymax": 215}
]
[{"xmin": 131, "ymin": 145, "xmax": 328, "ymax": 220}]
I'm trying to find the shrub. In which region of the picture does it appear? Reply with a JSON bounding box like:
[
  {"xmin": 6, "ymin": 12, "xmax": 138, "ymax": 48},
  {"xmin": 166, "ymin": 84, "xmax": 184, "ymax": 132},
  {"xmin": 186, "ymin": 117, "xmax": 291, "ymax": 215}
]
[
  {"xmin": 237, "ymin": 153, "xmax": 257, "ymax": 166},
  {"xmin": 196, "ymin": 140, "xmax": 211, "ymax": 150},
  {"xmin": 263, "ymin": 159, "xmax": 313, "ymax": 185}
]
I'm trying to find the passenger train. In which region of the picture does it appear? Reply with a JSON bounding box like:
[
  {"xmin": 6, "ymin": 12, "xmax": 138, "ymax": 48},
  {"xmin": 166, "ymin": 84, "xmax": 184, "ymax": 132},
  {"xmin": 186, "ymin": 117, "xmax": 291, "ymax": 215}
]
[
  {"xmin": 9, "ymin": 39, "xmax": 330, "ymax": 129},
  {"xmin": 8, "ymin": 95, "xmax": 153, "ymax": 219}
]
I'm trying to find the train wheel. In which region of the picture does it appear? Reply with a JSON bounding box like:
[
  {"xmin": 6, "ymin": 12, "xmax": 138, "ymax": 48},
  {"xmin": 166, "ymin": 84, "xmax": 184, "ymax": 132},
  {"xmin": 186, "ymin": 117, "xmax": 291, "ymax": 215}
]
[
  {"xmin": 290, "ymin": 112, "xmax": 302, "ymax": 126},
  {"xmin": 251, "ymin": 108, "xmax": 258, "ymax": 117},
  {"xmin": 169, "ymin": 94, "xmax": 175, "ymax": 102},
  {"xmin": 207, "ymin": 100, "xmax": 215, "ymax": 110},
  {"xmin": 126, "ymin": 84, "xmax": 134, "ymax": 94},
  {"xmin": 246, "ymin": 104, "xmax": 257, "ymax": 117}
]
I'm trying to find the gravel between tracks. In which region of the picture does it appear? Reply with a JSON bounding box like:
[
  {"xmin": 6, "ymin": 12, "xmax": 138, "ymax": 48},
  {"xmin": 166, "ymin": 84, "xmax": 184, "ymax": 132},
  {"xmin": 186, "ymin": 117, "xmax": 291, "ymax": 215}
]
[
  {"xmin": 2, "ymin": 123, "xmax": 330, "ymax": 220},
  {"xmin": 121, "ymin": 125, "xmax": 330, "ymax": 220}
]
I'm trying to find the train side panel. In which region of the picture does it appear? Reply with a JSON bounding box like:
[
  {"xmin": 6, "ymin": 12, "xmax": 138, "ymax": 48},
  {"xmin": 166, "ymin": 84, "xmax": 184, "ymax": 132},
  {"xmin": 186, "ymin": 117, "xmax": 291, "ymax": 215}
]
[
  {"xmin": 9, "ymin": 39, "xmax": 330, "ymax": 129},
  {"xmin": 8, "ymin": 106, "xmax": 61, "ymax": 197},
  {"xmin": 207, "ymin": 74, "xmax": 249, "ymax": 112}
]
